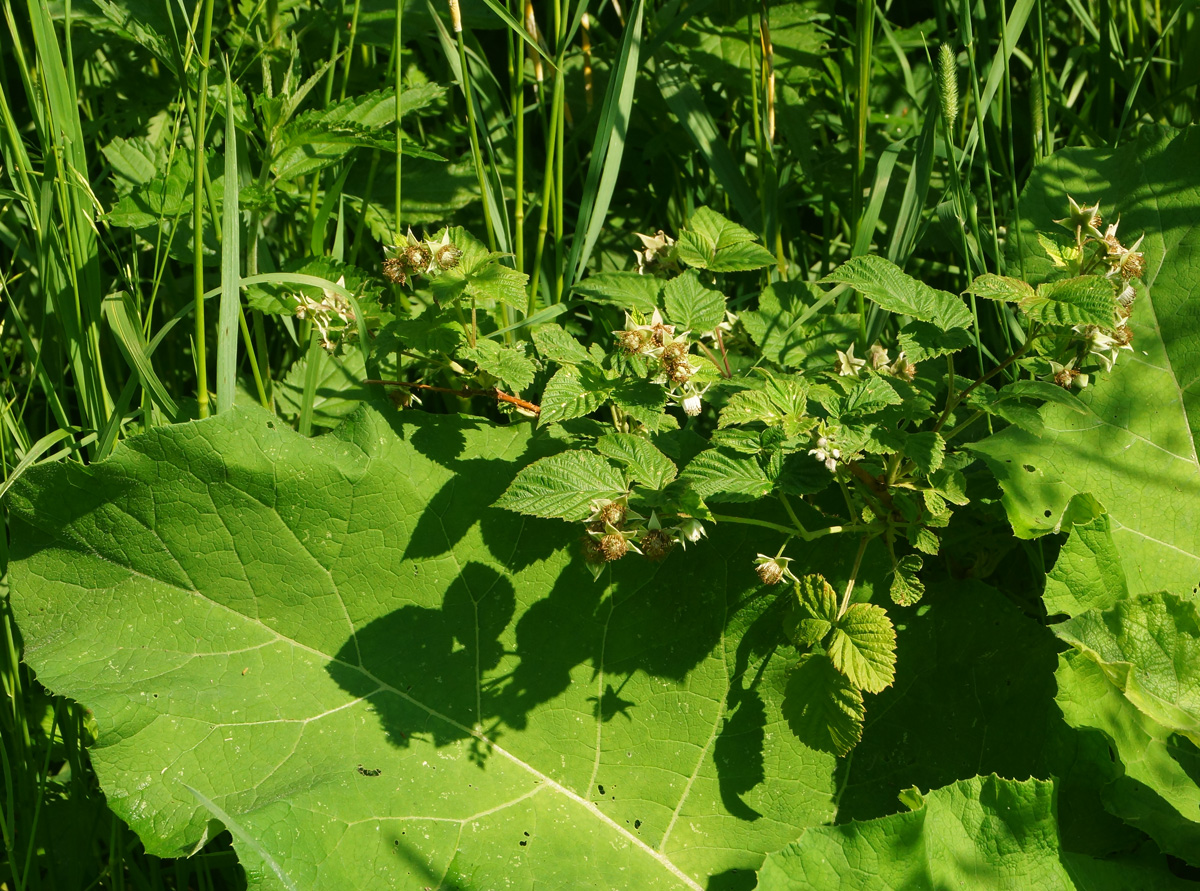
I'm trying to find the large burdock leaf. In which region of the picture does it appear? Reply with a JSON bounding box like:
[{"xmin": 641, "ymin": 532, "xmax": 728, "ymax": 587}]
[
  {"xmin": 8, "ymin": 405, "xmax": 838, "ymax": 888},
  {"xmin": 972, "ymin": 126, "xmax": 1200, "ymax": 594},
  {"xmin": 755, "ymin": 775, "xmax": 1196, "ymax": 890}
]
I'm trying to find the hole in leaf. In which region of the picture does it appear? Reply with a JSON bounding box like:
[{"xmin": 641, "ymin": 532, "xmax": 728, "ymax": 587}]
[
  {"xmin": 1023, "ymin": 464, "xmax": 1036, "ymax": 472},
  {"xmin": 1044, "ymin": 509, "xmax": 1053, "ymax": 518}
]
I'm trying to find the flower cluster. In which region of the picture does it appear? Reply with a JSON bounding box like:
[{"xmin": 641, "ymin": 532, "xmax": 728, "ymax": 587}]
[
  {"xmin": 616, "ymin": 308, "xmax": 711, "ymax": 417},
  {"xmin": 579, "ymin": 498, "xmax": 705, "ymax": 578},
  {"xmin": 808, "ymin": 430, "xmax": 841, "ymax": 474},
  {"xmin": 293, "ymin": 275, "xmax": 355, "ymax": 350},
  {"xmin": 382, "ymin": 229, "xmax": 463, "ymax": 287},
  {"xmin": 835, "ymin": 343, "xmax": 916, "ymax": 381}
]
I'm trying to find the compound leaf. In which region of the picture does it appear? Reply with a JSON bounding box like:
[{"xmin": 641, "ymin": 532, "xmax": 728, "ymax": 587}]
[{"xmin": 828, "ymin": 603, "xmax": 897, "ymax": 694}]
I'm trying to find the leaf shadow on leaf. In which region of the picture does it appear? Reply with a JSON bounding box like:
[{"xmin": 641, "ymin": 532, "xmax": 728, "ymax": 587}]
[{"xmin": 835, "ymin": 580, "xmax": 1060, "ymax": 822}]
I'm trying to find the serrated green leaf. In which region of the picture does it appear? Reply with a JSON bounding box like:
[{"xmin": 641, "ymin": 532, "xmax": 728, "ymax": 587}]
[
  {"xmin": 612, "ymin": 378, "xmax": 673, "ymax": 431},
  {"xmin": 663, "ymin": 270, "xmax": 726, "ymax": 331},
  {"xmin": 785, "ymin": 575, "xmax": 838, "ymax": 648},
  {"xmin": 495, "ymin": 449, "xmax": 626, "ymax": 520},
  {"xmin": 538, "ymin": 366, "xmax": 613, "ymax": 426},
  {"xmin": 675, "ymin": 206, "xmax": 775, "ymax": 272},
  {"xmin": 840, "ymin": 375, "xmax": 902, "ymax": 417},
  {"xmin": 430, "ymin": 228, "xmax": 529, "ymax": 310},
  {"xmin": 890, "ymin": 555, "xmax": 924, "ymax": 607},
  {"xmin": 1022, "ymin": 276, "xmax": 1120, "ymax": 327},
  {"xmin": 719, "ymin": 374, "xmax": 809, "ymax": 435},
  {"xmin": 903, "ymin": 431, "xmax": 945, "ymax": 475},
  {"xmin": 531, "ymin": 324, "xmax": 591, "ymax": 366},
  {"xmin": 908, "ymin": 527, "xmax": 940, "ymax": 555},
  {"xmin": 1044, "ymin": 513, "xmax": 1128, "ymax": 618},
  {"xmin": 272, "ymin": 85, "xmax": 445, "ymax": 181},
  {"xmin": 275, "ymin": 349, "xmax": 369, "ymax": 428},
  {"xmin": 682, "ymin": 446, "xmax": 774, "ymax": 502},
  {"xmin": 896, "ymin": 322, "xmax": 974, "ymax": 363},
  {"xmin": 828, "ymin": 603, "xmax": 896, "ymax": 694},
  {"xmin": 820, "ymin": 255, "xmax": 973, "ymax": 331},
  {"xmin": 460, "ymin": 339, "xmax": 535, "ymax": 393},
  {"xmin": 571, "ymin": 271, "xmax": 661, "ymax": 313},
  {"xmin": 782, "ymin": 653, "xmax": 864, "ymax": 756},
  {"xmin": 595, "ymin": 433, "xmax": 677, "ymax": 490},
  {"xmin": 964, "ymin": 272, "xmax": 1036, "ymax": 302},
  {"xmin": 376, "ymin": 312, "xmax": 466, "ymax": 356}
]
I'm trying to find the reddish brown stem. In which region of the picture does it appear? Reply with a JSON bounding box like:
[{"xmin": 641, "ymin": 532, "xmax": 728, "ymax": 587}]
[{"xmin": 364, "ymin": 379, "xmax": 541, "ymax": 414}]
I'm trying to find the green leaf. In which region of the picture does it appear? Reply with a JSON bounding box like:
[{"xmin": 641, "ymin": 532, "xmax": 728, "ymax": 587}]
[
  {"xmin": 785, "ymin": 575, "xmax": 839, "ymax": 648},
  {"xmin": 275, "ymin": 349, "xmax": 370, "ymax": 428},
  {"xmin": 718, "ymin": 374, "xmax": 810, "ymax": 436},
  {"xmin": 1057, "ymin": 650, "xmax": 1200, "ymax": 864},
  {"xmin": 820, "ymin": 255, "xmax": 973, "ymax": 331},
  {"xmin": 681, "ymin": 447, "xmax": 774, "ymax": 502},
  {"xmin": 972, "ymin": 127, "xmax": 1200, "ymax": 593},
  {"xmin": 460, "ymin": 339, "xmax": 536, "ymax": 393},
  {"xmin": 662, "ymin": 270, "xmax": 727, "ymax": 331},
  {"xmin": 271, "ymin": 85, "xmax": 445, "ymax": 181},
  {"xmin": 495, "ymin": 449, "xmax": 627, "ymax": 521},
  {"xmin": 1022, "ymin": 276, "xmax": 1120, "ymax": 328},
  {"xmin": 782, "ymin": 654, "xmax": 864, "ymax": 756},
  {"xmin": 612, "ymin": 378, "xmax": 673, "ymax": 431},
  {"xmin": 1044, "ymin": 513, "xmax": 1129, "ymax": 618},
  {"xmin": 896, "ymin": 321, "xmax": 974, "ymax": 363},
  {"xmin": 8, "ymin": 407, "xmax": 842, "ymax": 886},
  {"xmin": 902, "ymin": 431, "xmax": 945, "ymax": 475},
  {"xmin": 572, "ymin": 271, "xmax": 661, "ymax": 313},
  {"xmin": 531, "ymin": 324, "xmax": 591, "ymax": 366},
  {"xmin": 430, "ymin": 228, "xmax": 529, "ymax": 310},
  {"xmin": 964, "ymin": 272, "xmax": 1037, "ymax": 302},
  {"xmin": 376, "ymin": 312, "xmax": 466, "ymax": 356},
  {"xmin": 595, "ymin": 433, "xmax": 677, "ymax": 490},
  {"xmin": 839, "ymin": 375, "xmax": 902, "ymax": 418},
  {"xmin": 538, "ymin": 366, "xmax": 613, "ymax": 426},
  {"xmin": 828, "ymin": 603, "xmax": 896, "ymax": 694},
  {"xmin": 758, "ymin": 775, "xmax": 1141, "ymax": 891},
  {"xmin": 1055, "ymin": 592, "xmax": 1200, "ymax": 744},
  {"xmin": 675, "ymin": 206, "xmax": 775, "ymax": 273},
  {"xmin": 995, "ymin": 379, "xmax": 1088, "ymax": 413},
  {"xmin": 889, "ymin": 555, "xmax": 924, "ymax": 607}
]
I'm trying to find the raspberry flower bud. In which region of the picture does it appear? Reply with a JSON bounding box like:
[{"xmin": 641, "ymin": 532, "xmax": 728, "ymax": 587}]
[{"xmin": 677, "ymin": 518, "xmax": 706, "ymax": 546}]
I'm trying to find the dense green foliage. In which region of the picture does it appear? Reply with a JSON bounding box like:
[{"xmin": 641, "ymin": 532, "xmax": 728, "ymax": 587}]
[{"xmin": 2, "ymin": 0, "xmax": 1199, "ymax": 887}]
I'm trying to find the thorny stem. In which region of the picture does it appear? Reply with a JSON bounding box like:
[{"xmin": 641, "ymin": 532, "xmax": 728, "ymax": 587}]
[
  {"xmin": 837, "ymin": 534, "xmax": 872, "ymax": 620},
  {"xmin": 365, "ymin": 379, "xmax": 540, "ymax": 414}
]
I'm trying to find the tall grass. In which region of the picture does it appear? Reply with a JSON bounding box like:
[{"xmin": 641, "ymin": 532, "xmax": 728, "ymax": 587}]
[{"xmin": 1, "ymin": 0, "xmax": 1196, "ymax": 884}]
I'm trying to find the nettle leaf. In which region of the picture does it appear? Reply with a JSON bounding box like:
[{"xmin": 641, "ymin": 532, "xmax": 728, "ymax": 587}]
[
  {"xmin": 820, "ymin": 255, "xmax": 973, "ymax": 332},
  {"xmin": 496, "ymin": 449, "xmax": 627, "ymax": 520},
  {"xmin": 783, "ymin": 654, "xmax": 864, "ymax": 756},
  {"xmin": 572, "ymin": 271, "xmax": 661, "ymax": 313},
  {"xmin": 272, "ymin": 84, "xmax": 445, "ymax": 181},
  {"xmin": 676, "ymin": 206, "xmax": 775, "ymax": 272},
  {"xmin": 681, "ymin": 446, "xmax": 774, "ymax": 502},
  {"xmin": 1056, "ymin": 592, "xmax": 1200, "ymax": 744},
  {"xmin": 1022, "ymin": 276, "xmax": 1120, "ymax": 328},
  {"xmin": 972, "ymin": 127, "xmax": 1200, "ymax": 593},
  {"xmin": 663, "ymin": 270, "xmax": 726, "ymax": 332},
  {"xmin": 539, "ymin": 366, "xmax": 613, "ymax": 426},
  {"xmin": 1044, "ymin": 513, "xmax": 1129, "ymax": 618},
  {"xmin": 596, "ymin": 433, "xmax": 677, "ymax": 490},
  {"xmin": 532, "ymin": 324, "xmax": 591, "ymax": 366},
  {"xmin": 890, "ymin": 554, "xmax": 924, "ymax": 607},
  {"xmin": 460, "ymin": 339, "xmax": 535, "ymax": 393},
  {"xmin": 757, "ymin": 775, "xmax": 1177, "ymax": 890},
  {"xmin": 965, "ymin": 272, "xmax": 1037, "ymax": 303},
  {"xmin": 8, "ymin": 407, "xmax": 842, "ymax": 887}
]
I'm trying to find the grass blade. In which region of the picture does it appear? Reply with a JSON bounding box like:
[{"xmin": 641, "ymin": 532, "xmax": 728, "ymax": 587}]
[
  {"xmin": 216, "ymin": 60, "xmax": 240, "ymax": 414},
  {"xmin": 101, "ymin": 292, "xmax": 179, "ymax": 420}
]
